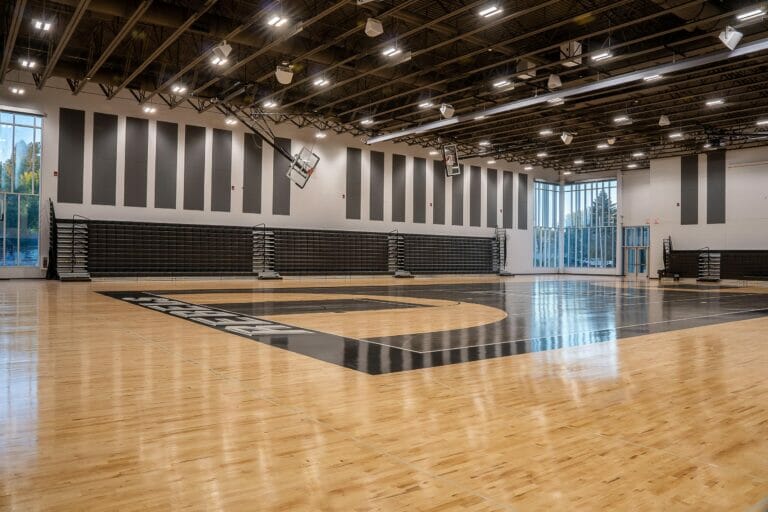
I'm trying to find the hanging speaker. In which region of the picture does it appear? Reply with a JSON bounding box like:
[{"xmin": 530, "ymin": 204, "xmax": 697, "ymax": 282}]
[
  {"xmin": 365, "ymin": 18, "xmax": 384, "ymax": 37},
  {"xmin": 275, "ymin": 64, "xmax": 293, "ymax": 85}
]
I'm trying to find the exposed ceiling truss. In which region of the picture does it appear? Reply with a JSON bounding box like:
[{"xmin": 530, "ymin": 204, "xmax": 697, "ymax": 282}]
[{"xmin": 2, "ymin": 0, "xmax": 767, "ymax": 174}]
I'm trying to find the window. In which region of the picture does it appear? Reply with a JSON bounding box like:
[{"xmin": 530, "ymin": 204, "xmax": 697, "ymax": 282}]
[
  {"xmin": 534, "ymin": 181, "xmax": 560, "ymax": 268},
  {"xmin": 1, "ymin": 112, "xmax": 42, "ymax": 267},
  {"xmin": 563, "ymin": 180, "xmax": 617, "ymax": 269}
]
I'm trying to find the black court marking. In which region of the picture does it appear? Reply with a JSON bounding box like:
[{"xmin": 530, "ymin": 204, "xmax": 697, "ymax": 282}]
[
  {"xmin": 206, "ymin": 298, "xmax": 425, "ymax": 316},
  {"xmin": 101, "ymin": 281, "xmax": 768, "ymax": 375}
]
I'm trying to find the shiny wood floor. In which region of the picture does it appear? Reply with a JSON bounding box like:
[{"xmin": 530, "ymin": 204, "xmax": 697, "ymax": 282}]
[{"xmin": 1, "ymin": 276, "xmax": 767, "ymax": 511}]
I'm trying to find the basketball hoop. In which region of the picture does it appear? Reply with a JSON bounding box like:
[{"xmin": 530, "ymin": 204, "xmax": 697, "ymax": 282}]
[{"xmin": 287, "ymin": 146, "xmax": 320, "ymax": 189}]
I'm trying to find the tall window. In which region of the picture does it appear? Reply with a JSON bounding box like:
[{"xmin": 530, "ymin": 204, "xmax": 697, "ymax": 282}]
[
  {"xmin": 533, "ymin": 181, "xmax": 560, "ymax": 268},
  {"xmin": 563, "ymin": 180, "xmax": 617, "ymax": 268},
  {"xmin": 1, "ymin": 111, "xmax": 42, "ymax": 267}
]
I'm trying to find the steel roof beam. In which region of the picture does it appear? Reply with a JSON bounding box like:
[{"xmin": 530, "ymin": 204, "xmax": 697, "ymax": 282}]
[{"xmin": 0, "ymin": 0, "xmax": 28, "ymax": 84}]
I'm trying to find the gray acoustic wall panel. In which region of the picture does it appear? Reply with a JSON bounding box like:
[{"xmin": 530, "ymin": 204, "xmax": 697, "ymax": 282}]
[
  {"xmin": 124, "ymin": 117, "xmax": 148, "ymax": 207},
  {"xmin": 518, "ymin": 173, "xmax": 528, "ymax": 230},
  {"xmin": 243, "ymin": 132, "xmax": 262, "ymax": 214},
  {"xmin": 57, "ymin": 108, "xmax": 85, "ymax": 204},
  {"xmin": 486, "ymin": 168, "xmax": 497, "ymax": 228},
  {"xmin": 154, "ymin": 120, "xmax": 177, "ymax": 209},
  {"xmin": 502, "ymin": 171, "xmax": 514, "ymax": 228},
  {"xmin": 272, "ymin": 137, "xmax": 291, "ymax": 215},
  {"xmin": 346, "ymin": 147, "xmax": 362, "ymax": 220},
  {"xmin": 392, "ymin": 154, "xmax": 406, "ymax": 222},
  {"xmin": 91, "ymin": 112, "xmax": 117, "ymax": 206},
  {"xmin": 413, "ymin": 157, "xmax": 426, "ymax": 223},
  {"xmin": 183, "ymin": 125, "xmax": 206, "ymax": 211},
  {"xmin": 433, "ymin": 160, "xmax": 446, "ymax": 225},
  {"xmin": 452, "ymin": 165, "xmax": 464, "ymax": 226},
  {"xmin": 681, "ymin": 155, "xmax": 698, "ymax": 225},
  {"xmin": 707, "ymin": 149, "xmax": 726, "ymax": 224},
  {"xmin": 369, "ymin": 151, "xmax": 384, "ymax": 221},
  {"xmin": 469, "ymin": 165, "xmax": 481, "ymax": 227},
  {"xmin": 211, "ymin": 128, "xmax": 232, "ymax": 212}
]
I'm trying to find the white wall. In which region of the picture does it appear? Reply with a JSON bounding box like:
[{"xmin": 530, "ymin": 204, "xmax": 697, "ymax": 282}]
[{"xmin": 1, "ymin": 78, "xmax": 553, "ymax": 274}]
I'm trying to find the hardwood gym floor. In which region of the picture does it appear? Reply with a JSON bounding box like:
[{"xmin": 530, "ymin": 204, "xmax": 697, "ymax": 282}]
[{"xmin": 1, "ymin": 276, "xmax": 767, "ymax": 511}]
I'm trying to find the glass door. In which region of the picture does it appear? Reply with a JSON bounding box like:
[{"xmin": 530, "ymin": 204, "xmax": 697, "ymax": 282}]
[
  {"xmin": 622, "ymin": 226, "xmax": 649, "ymax": 278},
  {"xmin": 0, "ymin": 111, "xmax": 41, "ymax": 273}
]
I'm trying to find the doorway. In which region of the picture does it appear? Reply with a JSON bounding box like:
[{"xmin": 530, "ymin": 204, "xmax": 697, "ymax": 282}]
[{"xmin": 623, "ymin": 225, "xmax": 649, "ymax": 278}]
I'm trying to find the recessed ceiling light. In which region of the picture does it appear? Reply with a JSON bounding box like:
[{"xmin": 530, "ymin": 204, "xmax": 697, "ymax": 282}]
[
  {"xmin": 493, "ymin": 79, "xmax": 511, "ymax": 88},
  {"xmin": 267, "ymin": 15, "xmax": 288, "ymax": 27},
  {"xmin": 224, "ymin": 117, "xmax": 237, "ymax": 125},
  {"xmin": 574, "ymin": 159, "xmax": 584, "ymax": 164},
  {"xmin": 382, "ymin": 46, "xmax": 402, "ymax": 57},
  {"xmin": 487, "ymin": 159, "xmax": 497, "ymax": 164},
  {"xmin": 592, "ymin": 51, "xmax": 613, "ymax": 62},
  {"xmin": 705, "ymin": 99, "xmax": 724, "ymax": 106},
  {"xmin": 479, "ymin": 140, "xmax": 491, "ymax": 146},
  {"xmin": 263, "ymin": 99, "xmax": 278, "ymax": 108},
  {"xmin": 632, "ymin": 151, "xmax": 645, "ymax": 158},
  {"xmin": 9, "ymin": 86, "xmax": 25, "ymax": 95},
  {"xmin": 539, "ymin": 129, "xmax": 553, "ymax": 136},
  {"xmin": 536, "ymin": 151, "xmax": 547, "ymax": 158},
  {"xmin": 669, "ymin": 132, "xmax": 683, "ymax": 139},
  {"xmin": 627, "ymin": 163, "xmax": 638, "ymax": 169},
  {"xmin": 171, "ymin": 84, "xmax": 187, "ymax": 94},
  {"xmin": 597, "ymin": 143, "xmax": 609, "ymax": 149},
  {"xmin": 613, "ymin": 115, "xmax": 630, "ymax": 123},
  {"xmin": 523, "ymin": 165, "xmax": 533, "ymax": 171},
  {"xmin": 313, "ymin": 78, "xmax": 329, "ymax": 87},
  {"xmin": 360, "ymin": 118, "xmax": 374, "ymax": 125},
  {"xmin": 479, "ymin": 5, "xmax": 503, "ymax": 17},
  {"xmin": 643, "ymin": 74, "xmax": 663, "ymax": 82},
  {"xmin": 142, "ymin": 106, "xmax": 157, "ymax": 114},
  {"xmin": 757, "ymin": 119, "xmax": 768, "ymax": 126},
  {"xmin": 315, "ymin": 132, "xmax": 327, "ymax": 139},
  {"xmin": 418, "ymin": 101, "xmax": 433, "ymax": 109},
  {"xmin": 737, "ymin": 8, "xmax": 765, "ymax": 20}
]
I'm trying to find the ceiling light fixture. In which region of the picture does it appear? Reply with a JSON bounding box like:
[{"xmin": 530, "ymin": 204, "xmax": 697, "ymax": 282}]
[
  {"xmin": 19, "ymin": 59, "xmax": 36, "ymax": 69},
  {"xmin": 479, "ymin": 140, "xmax": 491, "ymax": 147},
  {"xmin": 263, "ymin": 99, "xmax": 278, "ymax": 108},
  {"xmin": 539, "ymin": 129, "xmax": 553, "ymax": 136},
  {"xmin": 669, "ymin": 132, "xmax": 683, "ymax": 139},
  {"xmin": 418, "ymin": 101, "xmax": 433, "ymax": 109},
  {"xmin": 493, "ymin": 79, "xmax": 511, "ymax": 88},
  {"xmin": 756, "ymin": 119, "xmax": 768, "ymax": 126},
  {"xmin": 703, "ymin": 142, "xmax": 713, "ymax": 149},
  {"xmin": 382, "ymin": 46, "xmax": 402, "ymax": 57},
  {"xmin": 737, "ymin": 8, "xmax": 765, "ymax": 21},
  {"xmin": 547, "ymin": 97, "xmax": 564, "ymax": 105},
  {"xmin": 718, "ymin": 26, "xmax": 743, "ymax": 50},
  {"xmin": 171, "ymin": 84, "xmax": 187, "ymax": 94},
  {"xmin": 643, "ymin": 74, "xmax": 663, "ymax": 82},
  {"xmin": 597, "ymin": 143, "xmax": 609, "ymax": 149},
  {"xmin": 563, "ymin": 171, "xmax": 573, "ymax": 176},
  {"xmin": 365, "ymin": 17, "xmax": 383, "ymax": 37},
  {"xmin": 474, "ymin": 115, "xmax": 486, "ymax": 120},
  {"xmin": 536, "ymin": 151, "xmax": 548, "ymax": 158},
  {"xmin": 142, "ymin": 106, "xmax": 157, "ymax": 114},
  {"xmin": 523, "ymin": 165, "xmax": 533, "ymax": 171},
  {"xmin": 313, "ymin": 78, "xmax": 329, "ymax": 87},
  {"xmin": 315, "ymin": 132, "xmax": 327, "ymax": 139},
  {"xmin": 631, "ymin": 151, "xmax": 645, "ymax": 158},
  {"xmin": 479, "ymin": 5, "xmax": 503, "ymax": 17},
  {"xmin": 627, "ymin": 163, "xmax": 638, "ymax": 169},
  {"xmin": 224, "ymin": 117, "xmax": 237, "ymax": 125},
  {"xmin": 429, "ymin": 150, "xmax": 439, "ymax": 155},
  {"xmin": 613, "ymin": 115, "xmax": 630, "ymax": 123},
  {"xmin": 267, "ymin": 15, "xmax": 288, "ymax": 27},
  {"xmin": 9, "ymin": 86, "xmax": 25, "ymax": 95},
  {"xmin": 211, "ymin": 41, "xmax": 232, "ymax": 66},
  {"xmin": 33, "ymin": 20, "xmax": 52, "ymax": 31},
  {"xmin": 360, "ymin": 118, "xmax": 374, "ymax": 125},
  {"xmin": 275, "ymin": 63, "xmax": 293, "ymax": 84},
  {"xmin": 705, "ymin": 98, "xmax": 725, "ymax": 106},
  {"xmin": 592, "ymin": 50, "xmax": 613, "ymax": 62},
  {"xmin": 487, "ymin": 159, "xmax": 497, "ymax": 165},
  {"xmin": 574, "ymin": 159, "xmax": 584, "ymax": 165}
]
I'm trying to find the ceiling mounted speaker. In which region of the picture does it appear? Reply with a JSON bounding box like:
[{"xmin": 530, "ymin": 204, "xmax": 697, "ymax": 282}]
[
  {"xmin": 560, "ymin": 132, "xmax": 573, "ymax": 145},
  {"xmin": 607, "ymin": 137, "xmax": 616, "ymax": 145},
  {"xmin": 547, "ymin": 74, "xmax": 562, "ymax": 90},
  {"xmin": 658, "ymin": 114, "xmax": 671, "ymax": 126},
  {"xmin": 440, "ymin": 103, "xmax": 455, "ymax": 118},
  {"xmin": 365, "ymin": 18, "xmax": 383, "ymax": 37},
  {"xmin": 718, "ymin": 25, "xmax": 743, "ymax": 50},
  {"xmin": 212, "ymin": 41, "xmax": 232, "ymax": 61},
  {"xmin": 275, "ymin": 64, "xmax": 294, "ymax": 85},
  {"xmin": 560, "ymin": 40, "xmax": 582, "ymax": 67}
]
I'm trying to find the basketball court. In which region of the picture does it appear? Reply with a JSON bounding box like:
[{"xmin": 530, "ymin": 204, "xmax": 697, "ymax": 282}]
[{"xmin": 2, "ymin": 0, "xmax": 768, "ymax": 510}]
